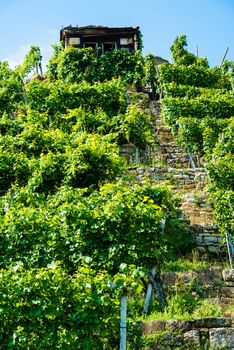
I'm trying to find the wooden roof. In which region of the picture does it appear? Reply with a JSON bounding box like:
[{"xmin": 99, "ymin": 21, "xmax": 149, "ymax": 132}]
[{"xmin": 60, "ymin": 25, "xmax": 141, "ymax": 41}]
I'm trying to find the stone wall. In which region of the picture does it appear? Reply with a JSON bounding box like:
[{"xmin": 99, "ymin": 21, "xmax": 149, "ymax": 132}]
[
  {"xmin": 124, "ymin": 92, "xmax": 225, "ymax": 256},
  {"xmin": 126, "ymin": 85, "xmax": 233, "ymax": 350},
  {"xmin": 127, "ymin": 165, "xmax": 225, "ymax": 254},
  {"xmin": 120, "ymin": 144, "xmax": 153, "ymax": 164},
  {"xmin": 161, "ymin": 269, "xmax": 234, "ymax": 306},
  {"xmin": 180, "ymin": 192, "xmax": 223, "ymax": 255},
  {"xmin": 142, "ymin": 269, "xmax": 234, "ymax": 349},
  {"xmin": 142, "ymin": 317, "xmax": 234, "ymax": 349},
  {"xmin": 129, "ymin": 166, "xmax": 206, "ymax": 192}
]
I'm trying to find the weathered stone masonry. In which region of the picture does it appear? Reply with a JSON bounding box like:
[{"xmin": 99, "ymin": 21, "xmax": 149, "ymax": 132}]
[
  {"xmin": 142, "ymin": 269, "xmax": 234, "ymax": 349},
  {"xmin": 123, "ymin": 93, "xmax": 224, "ymax": 255}
]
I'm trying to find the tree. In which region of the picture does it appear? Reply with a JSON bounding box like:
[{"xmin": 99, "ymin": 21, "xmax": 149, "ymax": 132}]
[{"xmin": 17, "ymin": 45, "xmax": 43, "ymax": 78}]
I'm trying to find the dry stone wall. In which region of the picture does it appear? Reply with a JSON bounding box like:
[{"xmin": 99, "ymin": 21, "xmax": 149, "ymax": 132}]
[
  {"xmin": 124, "ymin": 92, "xmax": 224, "ymax": 256},
  {"xmin": 142, "ymin": 269, "xmax": 234, "ymax": 349},
  {"xmin": 142, "ymin": 317, "xmax": 234, "ymax": 350},
  {"xmin": 129, "ymin": 166, "xmax": 206, "ymax": 192},
  {"xmin": 125, "ymin": 93, "xmax": 233, "ymax": 349},
  {"xmin": 162, "ymin": 268, "xmax": 234, "ymax": 310}
]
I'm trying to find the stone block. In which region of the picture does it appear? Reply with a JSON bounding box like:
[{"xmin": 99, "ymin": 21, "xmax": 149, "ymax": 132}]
[
  {"xmin": 162, "ymin": 333, "xmax": 183, "ymax": 347},
  {"xmin": 196, "ymin": 235, "xmax": 204, "ymax": 244},
  {"xmin": 192, "ymin": 317, "xmax": 232, "ymax": 329},
  {"xmin": 223, "ymin": 269, "xmax": 234, "ymax": 282},
  {"xmin": 161, "ymin": 272, "xmax": 177, "ymax": 286},
  {"xmin": 200, "ymin": 327, "xmax": 209, "ymax": 333},
  {"xmin": 141, "ymin": 320, "xmax": 166, "ymax": 334},
  {"xmin": 189, "ymin": 268, "xmax": 222, "ymax": 285},
  {"xmin": 209, "ymin": 328, "xmax": 234, "ymax": 349},
  {"xmin": 203, "ymin": 236, "xmax": 221, "ymax": 244},
  {"xmin": 221, "ymin": 286, "xmax": 234, "ymax": 298},
  {"xmin": 165, "ymin": 320, "xmax": 191, "ymax": 332},
  {"xmin": 206, "ymin": 286, "xmax": 220, "ymax": 298},
  {"xmin": 199, "ymin": 203, "xmax": 208, "ymax": 208},
  {"xmin": 183, "ymin": 329, "xmax": 200, "ymax": 345},
  {"xmin": 225, "ymin": 281, "xmax": 234, "ymax": 287},
  {"xmin": 197, "ymin": 246, "xmax": 207, "ymax": 253},
  {"xmin": 220, "ymin": 297, "xmax": 234, "ymax": 305},
  {"xmin": 208, "ymin": 245, "xmax": 220, "ymax": 254}
]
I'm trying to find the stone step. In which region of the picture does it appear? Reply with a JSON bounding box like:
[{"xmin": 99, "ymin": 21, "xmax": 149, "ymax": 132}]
[
  {"xmin": 223, "ymin": 270, "xmax": 234, "ymax": 282},
  {"xmin": 156, "ymin": 141, "xmax": 185, "ymax": 148},
  {"xmin": 154, "ymin": 152, "xmax": 190, "ymax": 168},
  {"xmin": 155, "ymin": 131, "xmax": 174, "ymax": 143},
  {"xmin": 127, "ymin": 93, "xmax": 221, "ymax": 259},
  {"xmin": 180, "ymin": 192, "xmax": 215, "ymax": 226},
  {"xmin": 153, "ymin": 119, "xmax": 164, "ymax": 127}
]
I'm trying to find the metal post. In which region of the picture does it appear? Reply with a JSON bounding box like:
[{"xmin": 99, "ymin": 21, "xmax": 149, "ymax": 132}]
[
  {"xmin": 5, "ymin": 189, "xmax": 14, "ymax": 213},
  {"xmin": 143, "ymin": 267, "xmax": 156, "ymax": 313},
  {"xmin": 120, "ymin": 295, "xmax": 127, "ymax": 350},
  {"xmin": 196, "ymin": 45, "xmax": 199, "ymax": 60},
  {"xmin": 143, "ymin": 283, "xmax": 153, "ymax": 313},
  {"xmin": 135, "ymin": 147, "xmax": 139, "ymax": 165},
  {"xmin": 226, "ymin": 231, "xmax": 233, "ymax": 269},
  {"xmin": 220, "ymin": 47, "xmax": 229, "ymax": 67},
  {"xmin": 144, "ymin": 218, "xmax": 167, "ymax": 313},
  {"xmin": 188, "ymin": 151, "xmax": 196, "ymax": 169}
]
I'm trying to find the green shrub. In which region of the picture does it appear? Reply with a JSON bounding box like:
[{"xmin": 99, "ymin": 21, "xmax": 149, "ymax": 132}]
[
  {"xmin": 159, "ymin": 37, "xmax": 234, "ymax": 234},
  {"xmin": 170, "ymin": 35, "xmax": 197, "ymax": 67},
  {"xmin": 159, "ymin": 63, "xmax": 225, "ymax": 88},
  {"xmin": 0, "ymin": 267, "xmax": 121, "ymax": 349},
  {"xmin": 26, "ymin": 79, "xmax": 127, "ymax": 116},
  {"xmin": 0, "ymin": 62, "xmax": 25, "ymax": 115},
  {"xmin": 209, "ymin": 189, "xmax": 234, "ymax": 232},
  {"xmin": 0, "ymin": 181, "xmax": 186, "ymax": 272},
  {"xmin": 47, "ymin": 46, "xmax": 145, "ymax": 88}
]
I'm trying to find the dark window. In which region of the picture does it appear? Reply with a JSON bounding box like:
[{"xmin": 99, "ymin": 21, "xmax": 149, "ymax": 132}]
[
  {"xmin": 84, "ymin": 42, "xmax": 97, "ymax": 52},
  {"xmin": 103, "ymin": 42, "xmax": 116, "ymax": 53}
]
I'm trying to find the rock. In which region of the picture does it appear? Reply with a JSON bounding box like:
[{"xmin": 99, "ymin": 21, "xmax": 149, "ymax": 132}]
[
  {"xmin": 221, "ymin": 286, "xmax": 234, "ymax": 298},
  {"xmin": 223, "ymin": 269, "xmax": 234, "ymax": 282},
  {"xmin": 162, "ymin": 332, "xmax": 183, "ymax": 347},
  {"xmin": 197, "ymin": 246, "xmax": 207, "ymax": 253},
  {"xmin": 209, "ymin": 328, "xmax": 234, "ymax": 349},
  {"xmin": 161, "ymin": 272, "xmax": 177, "ymax": 286},
  {"xmin": 183, "ymin": 329, "xmax": 200, "ymax": 345},
  {"xmin": 225, "ymin": 281, "xmax": 234, "ymax": 287},
  {"xmin": 166, "ymin": 319, "xmax": 190, "ymax": 332},
  {"xmin": 208, "ymin": 245, "xmax": 219, "ymax": 254},
  {"xmin": 141, "ymin": 320, "xmax": 166, "ymax": 334},
  {"xmin": 192, "ymin": 317, "xmax": 232, "ymax": 329}
]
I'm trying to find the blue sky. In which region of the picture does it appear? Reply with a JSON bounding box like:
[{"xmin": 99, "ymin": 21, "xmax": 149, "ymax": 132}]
[{"xmin": 0, "ymin": 0, "xmax": 233, "ymax": 68}]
